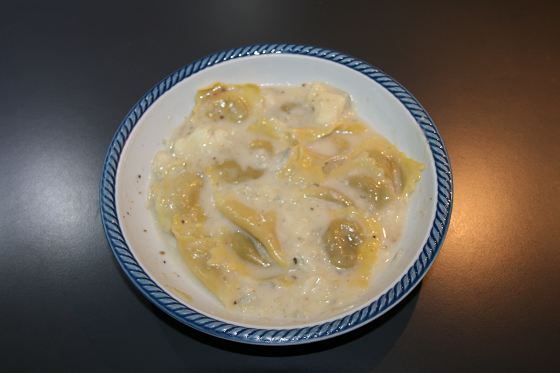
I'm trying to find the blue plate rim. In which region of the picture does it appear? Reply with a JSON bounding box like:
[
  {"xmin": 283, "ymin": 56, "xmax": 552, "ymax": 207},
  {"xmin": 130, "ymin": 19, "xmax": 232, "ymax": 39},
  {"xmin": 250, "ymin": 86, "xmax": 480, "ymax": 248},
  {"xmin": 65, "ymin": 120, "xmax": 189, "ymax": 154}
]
[{"xmin": 99, "ymin": 43, "xmax": 453, "ymax": 345}]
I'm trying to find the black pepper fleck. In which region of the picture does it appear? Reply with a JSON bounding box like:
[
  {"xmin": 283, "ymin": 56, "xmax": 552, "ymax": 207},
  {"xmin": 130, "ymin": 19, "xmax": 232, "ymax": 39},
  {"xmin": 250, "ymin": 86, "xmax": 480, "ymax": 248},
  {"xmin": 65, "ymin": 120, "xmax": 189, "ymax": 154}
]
[{"xmin": 293, "ymin": 257, "xmax": 298, "ymax": 264}]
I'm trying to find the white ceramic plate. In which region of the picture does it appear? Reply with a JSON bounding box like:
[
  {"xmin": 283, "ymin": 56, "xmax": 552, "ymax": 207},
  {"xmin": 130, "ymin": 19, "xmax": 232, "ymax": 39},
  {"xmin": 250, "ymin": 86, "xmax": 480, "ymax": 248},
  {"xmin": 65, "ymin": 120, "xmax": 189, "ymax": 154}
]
[{"xmin": 100, "ymin": 44, "xmax": 452, "ymax": 345}]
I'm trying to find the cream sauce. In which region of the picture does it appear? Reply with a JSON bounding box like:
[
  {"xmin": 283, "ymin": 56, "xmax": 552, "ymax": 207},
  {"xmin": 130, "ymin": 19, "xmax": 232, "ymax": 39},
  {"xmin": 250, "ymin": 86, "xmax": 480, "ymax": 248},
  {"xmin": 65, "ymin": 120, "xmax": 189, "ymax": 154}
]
[{"xmin": 149, "ymin": 82, "xmax": 424, "ymax": 319}]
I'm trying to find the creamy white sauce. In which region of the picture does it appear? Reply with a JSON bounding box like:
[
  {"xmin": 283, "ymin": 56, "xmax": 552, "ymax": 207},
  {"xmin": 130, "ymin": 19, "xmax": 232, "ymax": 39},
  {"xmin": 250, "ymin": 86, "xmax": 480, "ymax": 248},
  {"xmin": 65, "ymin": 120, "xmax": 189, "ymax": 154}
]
[{"xmin": 149, "ymin": 82, "xmax": 424, "ymax": 320}]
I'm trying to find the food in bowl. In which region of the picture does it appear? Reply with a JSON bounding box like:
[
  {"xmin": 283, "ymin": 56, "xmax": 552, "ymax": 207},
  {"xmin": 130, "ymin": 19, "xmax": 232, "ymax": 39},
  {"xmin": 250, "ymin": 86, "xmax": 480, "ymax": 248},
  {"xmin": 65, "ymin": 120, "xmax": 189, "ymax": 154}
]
[
  {"xmin": 102, "ymin": 44, "xmax": 452, "ymax": 344},
  {"xmin": 148, "ymin": 81, "xmax": 425, "ymax": 319}
]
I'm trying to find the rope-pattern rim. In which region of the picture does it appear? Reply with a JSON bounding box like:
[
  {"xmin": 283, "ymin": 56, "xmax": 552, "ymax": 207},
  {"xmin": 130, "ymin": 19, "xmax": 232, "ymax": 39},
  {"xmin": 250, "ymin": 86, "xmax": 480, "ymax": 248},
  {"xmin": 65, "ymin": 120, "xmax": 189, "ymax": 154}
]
[{"xmin": 100, "ymin": 44, "xmax": 453, "ymax": 345}]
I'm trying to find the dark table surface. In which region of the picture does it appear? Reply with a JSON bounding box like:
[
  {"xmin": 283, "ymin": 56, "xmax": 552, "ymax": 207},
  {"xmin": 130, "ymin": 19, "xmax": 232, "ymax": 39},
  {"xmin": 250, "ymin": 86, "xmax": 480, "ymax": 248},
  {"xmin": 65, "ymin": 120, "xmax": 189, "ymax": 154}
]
[{"xmin": 2, "ymin": 0, "xmax": 559, "ymax": 372}]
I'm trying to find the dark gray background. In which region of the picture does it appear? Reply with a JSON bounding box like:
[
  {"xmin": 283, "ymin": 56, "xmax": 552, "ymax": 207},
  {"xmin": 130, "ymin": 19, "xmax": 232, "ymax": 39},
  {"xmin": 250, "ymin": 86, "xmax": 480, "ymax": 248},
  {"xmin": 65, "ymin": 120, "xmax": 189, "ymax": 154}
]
[{"xmin": 1, "ymin": 0, "xmax": 559, "ymax": 372}]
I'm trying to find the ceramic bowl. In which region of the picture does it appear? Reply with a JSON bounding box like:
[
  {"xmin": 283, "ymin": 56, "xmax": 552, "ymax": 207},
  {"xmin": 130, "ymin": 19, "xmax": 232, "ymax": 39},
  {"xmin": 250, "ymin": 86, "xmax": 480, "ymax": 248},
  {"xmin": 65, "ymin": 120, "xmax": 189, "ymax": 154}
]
[{"xmin": 100, "ymin": 44, "xmax": 452, "ymax": 345}]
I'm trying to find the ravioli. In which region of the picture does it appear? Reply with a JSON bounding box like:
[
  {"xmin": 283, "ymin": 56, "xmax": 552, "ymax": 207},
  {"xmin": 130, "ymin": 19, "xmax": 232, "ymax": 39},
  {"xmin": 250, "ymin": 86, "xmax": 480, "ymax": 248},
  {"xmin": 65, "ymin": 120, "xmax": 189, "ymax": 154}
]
[{"xmin": 149, "ymin": 82, "xmax": 425, "ymax": 319}]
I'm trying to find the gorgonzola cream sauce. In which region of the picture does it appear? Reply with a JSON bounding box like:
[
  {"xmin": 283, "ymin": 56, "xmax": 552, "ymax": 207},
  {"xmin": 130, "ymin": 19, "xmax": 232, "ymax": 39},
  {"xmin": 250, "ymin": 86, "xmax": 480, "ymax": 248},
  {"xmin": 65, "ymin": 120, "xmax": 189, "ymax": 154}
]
[{"xmin": 149, "ymin": 82, "xmax": 424, "ymax": 319}]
